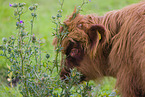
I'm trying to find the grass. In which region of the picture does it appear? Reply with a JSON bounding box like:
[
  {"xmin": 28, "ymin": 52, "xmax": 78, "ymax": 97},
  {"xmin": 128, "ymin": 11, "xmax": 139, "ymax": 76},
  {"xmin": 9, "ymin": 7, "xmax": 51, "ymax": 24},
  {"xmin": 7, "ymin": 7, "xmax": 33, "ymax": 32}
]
[{"xmin": 0, "ymin": 0, "xmax": 140, "ymax": 96}]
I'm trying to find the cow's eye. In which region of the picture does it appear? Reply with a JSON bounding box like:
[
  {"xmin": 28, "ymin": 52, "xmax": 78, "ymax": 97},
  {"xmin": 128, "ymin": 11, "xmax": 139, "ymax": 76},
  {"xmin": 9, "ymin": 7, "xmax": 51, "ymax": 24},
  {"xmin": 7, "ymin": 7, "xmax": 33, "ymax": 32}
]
[{"xmin": 70, "ymin": 48, "xmax": 78, "ymax": 57}]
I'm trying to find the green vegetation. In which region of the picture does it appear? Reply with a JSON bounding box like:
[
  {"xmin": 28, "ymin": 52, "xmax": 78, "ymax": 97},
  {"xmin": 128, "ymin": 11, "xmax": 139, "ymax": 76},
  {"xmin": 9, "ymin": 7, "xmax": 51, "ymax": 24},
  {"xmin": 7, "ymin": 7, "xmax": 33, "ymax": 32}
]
[{"xmin": 0, "ymin": 0, "xmax": 140, "ymax": 96}]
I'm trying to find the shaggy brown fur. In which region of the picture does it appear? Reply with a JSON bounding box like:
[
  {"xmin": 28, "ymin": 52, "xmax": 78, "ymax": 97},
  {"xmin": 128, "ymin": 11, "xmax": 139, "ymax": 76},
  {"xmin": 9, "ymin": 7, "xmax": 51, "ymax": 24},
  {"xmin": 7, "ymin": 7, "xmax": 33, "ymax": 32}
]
[{"xmin": 53, "ymin": 2, "xmax": 145, "ymax": 97}]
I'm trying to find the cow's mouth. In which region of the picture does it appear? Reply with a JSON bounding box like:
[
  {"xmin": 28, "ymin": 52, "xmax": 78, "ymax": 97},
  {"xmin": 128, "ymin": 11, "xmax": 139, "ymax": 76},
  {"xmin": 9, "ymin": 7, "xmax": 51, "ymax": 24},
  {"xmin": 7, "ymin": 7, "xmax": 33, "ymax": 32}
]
[{"xmin": 60, "ymin": 68, "xmax": 87, "ymax": 83}]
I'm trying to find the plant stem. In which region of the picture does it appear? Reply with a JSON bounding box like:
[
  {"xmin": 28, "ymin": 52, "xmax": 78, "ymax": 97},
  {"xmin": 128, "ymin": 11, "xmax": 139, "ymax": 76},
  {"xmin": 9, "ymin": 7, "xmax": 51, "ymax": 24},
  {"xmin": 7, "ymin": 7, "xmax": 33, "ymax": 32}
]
[
  {"xmin": 24, "ymin": 77, "xmax": 29, "ymax": 97},
  {"xmin": 39, "ymin": 40, "xmax": 41, "ymax": 71},
  {"xmin": 34, "ymin": 43, "xmax": 38, "ymax": 70},
  {"xmin": 17, "ymin": 7, "xmax": 29, "ymax": 97},
  {"xmin": 24, "ymin": 16, "xmax": 35, "ymax": 59},
  {"xmin": 55, "ymin": 49, "xmax": 59, "ymax": 72},
  {"xmin": 54, "ymin": 0, "xmax": 64, "ymax": 72}
]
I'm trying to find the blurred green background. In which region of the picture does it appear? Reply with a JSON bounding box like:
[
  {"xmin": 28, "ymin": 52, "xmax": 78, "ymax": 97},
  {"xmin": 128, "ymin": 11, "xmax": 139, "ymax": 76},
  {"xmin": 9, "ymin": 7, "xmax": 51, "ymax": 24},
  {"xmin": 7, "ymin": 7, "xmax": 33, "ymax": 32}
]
[{"xmin": 0, "ymin": 0, "xmax": 140, "ymax": 96}]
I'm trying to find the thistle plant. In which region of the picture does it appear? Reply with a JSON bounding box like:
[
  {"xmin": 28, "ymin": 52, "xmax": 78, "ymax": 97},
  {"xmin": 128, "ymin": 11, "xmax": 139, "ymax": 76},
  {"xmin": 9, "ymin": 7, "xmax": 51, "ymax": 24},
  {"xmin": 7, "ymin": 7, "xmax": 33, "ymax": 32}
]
[{"xmin": 0, "ymin": 3, "xmax": 45, "ymax": 96}]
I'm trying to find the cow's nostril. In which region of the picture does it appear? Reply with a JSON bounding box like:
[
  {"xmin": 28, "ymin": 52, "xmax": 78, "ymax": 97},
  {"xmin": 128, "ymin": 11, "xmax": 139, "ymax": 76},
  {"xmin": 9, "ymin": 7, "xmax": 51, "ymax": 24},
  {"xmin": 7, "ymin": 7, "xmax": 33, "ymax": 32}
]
[{"xmin": 60, "ymin": 68, "xmax": 71, "ymax": 80}]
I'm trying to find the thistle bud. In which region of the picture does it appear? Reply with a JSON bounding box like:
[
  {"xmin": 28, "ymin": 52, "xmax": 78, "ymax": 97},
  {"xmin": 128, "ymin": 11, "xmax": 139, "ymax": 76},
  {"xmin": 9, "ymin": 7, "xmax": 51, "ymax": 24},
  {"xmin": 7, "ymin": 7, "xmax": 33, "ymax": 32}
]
[
  {"xmin": 46, "ymin": 54, "xmax": 50, "ymax": 59},
  {"xmin": 18, "ymin": 3, "xmax": 26, "ymax": 7},
  {"xmin": 57, "ymin": 14, "xmax": 62, "ymax": 18},
  {"xmin": 52, "ymin": 16, "xmax": 56, "ymax": 19},
  {"xmin": 31, "ymin": 13, "xmax": 37, "ymax": 17},
  {"xmin": 29, "ymin": 6, "xmax": 36, "ymax": 11},
  {"xmin": 2, "ymin": 37, "xmax": 7, "ymax": 43}
]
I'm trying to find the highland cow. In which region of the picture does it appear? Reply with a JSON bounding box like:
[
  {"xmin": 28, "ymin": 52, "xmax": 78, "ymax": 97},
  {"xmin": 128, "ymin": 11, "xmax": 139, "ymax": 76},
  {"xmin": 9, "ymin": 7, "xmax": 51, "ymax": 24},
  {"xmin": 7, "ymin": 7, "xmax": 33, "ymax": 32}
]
[{"xmin": 53, "ymin": 2, "xmax": 145, "ymax": 97}]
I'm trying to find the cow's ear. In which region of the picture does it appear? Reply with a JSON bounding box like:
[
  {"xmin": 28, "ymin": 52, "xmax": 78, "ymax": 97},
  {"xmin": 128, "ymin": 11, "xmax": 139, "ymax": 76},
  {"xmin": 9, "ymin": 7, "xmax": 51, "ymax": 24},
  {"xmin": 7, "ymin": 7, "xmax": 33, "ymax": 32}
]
[{"xmin": 87, "ymin": 24, "xmax": 106, "ymax": 57}]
